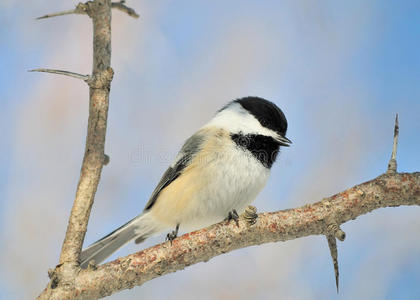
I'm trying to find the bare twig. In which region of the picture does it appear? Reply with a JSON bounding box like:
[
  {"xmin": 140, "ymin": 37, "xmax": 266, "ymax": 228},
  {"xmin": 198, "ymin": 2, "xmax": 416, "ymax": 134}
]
[
  {"xmin": 326, "ymin": 235, "xmax": 339, "ymax": 293},
  {"xmin": 36, "ymin": 1, "xmax": 139, "ymax": 20},
  {"xmin": 387, "ymin": 113, "xmax": 399, "ymax": 174},
  {"xmin": 29, "ymin": 69, "xmax": 90, "ymax": 81},
  {"xmin": 325, "ymin": 221, "xmax": 345, "ymax": 292},
  {"xmin": 37, "ymin": 9, "xmax": 82, "ymax": 20},
  {"xmin": 36, "ymin": 3, "xmax": 88, "ymax": 20},
  {"xmin": 325, "ymin": 220, "xmax": 345, "ymax": 292},
  {"xmin": 112, "ymin": 1, "xmax": 139, "ymax": 18},
  {"xmin": 37, "ymin": 172, "xmax": 420, "ymax": 300}
]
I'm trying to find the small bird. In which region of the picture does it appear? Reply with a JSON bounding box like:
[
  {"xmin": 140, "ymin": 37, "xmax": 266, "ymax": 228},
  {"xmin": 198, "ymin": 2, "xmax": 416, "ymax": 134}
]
[{"xmin": 80, "ymin": 96, "xmax": 291, "ymax": 268}]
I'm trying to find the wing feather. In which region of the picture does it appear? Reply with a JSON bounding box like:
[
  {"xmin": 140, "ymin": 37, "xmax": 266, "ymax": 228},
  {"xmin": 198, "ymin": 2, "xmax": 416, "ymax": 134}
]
[{"xmin": 143, "ymin": 130, "xmax": 206, "ymax": 211}]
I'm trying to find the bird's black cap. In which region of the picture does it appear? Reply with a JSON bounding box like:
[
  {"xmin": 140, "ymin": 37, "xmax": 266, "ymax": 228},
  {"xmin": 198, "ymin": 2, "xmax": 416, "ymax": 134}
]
[{"xmin": 234, "ymin": 96, "xmax": 289, "ymax": 138}]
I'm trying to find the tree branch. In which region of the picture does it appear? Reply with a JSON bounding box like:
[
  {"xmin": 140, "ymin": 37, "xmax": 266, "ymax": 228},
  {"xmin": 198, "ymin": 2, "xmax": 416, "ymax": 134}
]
[
  {"xmin": 56, "ymin": 0, "xmax": 113, "ymax": 268},
  {"xmin": 36, "ymin": 1, "xmax": 139, "ymax": 20},
  {"xmin": 38, "ymin": 172, "xmax": 420, "ymax": 300},
  {"xmin": 31, "ymin": 3, "xmax": 114, "ymax": 297}
]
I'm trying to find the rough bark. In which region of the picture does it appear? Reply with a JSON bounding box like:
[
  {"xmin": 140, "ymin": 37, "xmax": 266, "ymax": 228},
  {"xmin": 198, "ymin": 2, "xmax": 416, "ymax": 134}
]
[
  {"xmin": 35, "ymin": 1, "xmax": 115, "ymax": 299},
  {"xmin": 58, "ymin": 0, "xmax": 113, "ymax": 266},
  {"xmin": 39, "ymin": 172, "xmax": 420, "ymax": 300}
]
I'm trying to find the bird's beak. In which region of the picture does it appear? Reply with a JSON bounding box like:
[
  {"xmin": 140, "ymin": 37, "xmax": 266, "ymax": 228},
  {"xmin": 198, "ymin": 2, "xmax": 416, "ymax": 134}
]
[{"xmin": 276, "ymin": 135, "xmax": 292, "ymax": 147}]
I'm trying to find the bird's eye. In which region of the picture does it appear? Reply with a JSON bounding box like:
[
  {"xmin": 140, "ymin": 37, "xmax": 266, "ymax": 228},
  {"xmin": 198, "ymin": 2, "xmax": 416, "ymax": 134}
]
[{"xmin": 260, "ymin": 119, "xmax": 268, "ymax": 127}]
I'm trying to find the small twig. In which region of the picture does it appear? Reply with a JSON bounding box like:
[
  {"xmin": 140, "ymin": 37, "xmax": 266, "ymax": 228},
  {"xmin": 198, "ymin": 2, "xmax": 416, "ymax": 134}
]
[
  {"xmin": 326, "ymin": 235, "xmax": 339, "ymax": 293},
  {"xmin": 29, "ymin": 69, "xmax": 90, "ymax": 81},
  {"xmin": 37, "ymin": 9, "xmax": 81, "ymax": 20},
  {"xmin": 37, "ymin": 9, "xmax": 80, "ymax": 20},
  {"xmin": 325, "ymin": 221, "xmax": 344, "ymax": 292},
  {"xmin": 111, "ymin": 1, "xmax": 139, "ymax": 18},
  {"xmin": 36, "ymin": 3, "xmax": 88, "ymax": 20},
  {"xmin": 387, "ymin": 114, "xmax": 399, "ymax": 174},
  {"xmin": 36, "ymin": 1, "xmax": 139, "ymax": 20}
]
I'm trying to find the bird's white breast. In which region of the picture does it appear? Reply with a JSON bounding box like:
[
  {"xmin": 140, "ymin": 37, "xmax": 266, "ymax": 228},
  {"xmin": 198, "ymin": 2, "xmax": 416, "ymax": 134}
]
[
  {"xmin": 179, "ymin": 128, "xmax": 270, "ymax": 229},
  {"xmin": 149, "ymin": 127, "xmax": 270, "ymax": 231}
]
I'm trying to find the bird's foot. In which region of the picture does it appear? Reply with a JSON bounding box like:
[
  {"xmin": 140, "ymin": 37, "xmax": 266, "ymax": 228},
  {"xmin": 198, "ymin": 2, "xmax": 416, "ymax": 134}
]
[
  {"xmin": 225, "ymin": 209, "xmax": 239, "ymax": 226},
  {"xmin": 166, "ymin": 224, "xmax": 179, "ymax": 245},
  {"xmin": 241, "ymin": 205, "xmax": 258, "ymax": 226}
]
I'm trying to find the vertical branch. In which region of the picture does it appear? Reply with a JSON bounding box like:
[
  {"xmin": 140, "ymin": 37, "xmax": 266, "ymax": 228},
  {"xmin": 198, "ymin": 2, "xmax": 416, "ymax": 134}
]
[
  {"xmin": 59, "ymin": 0, "xmax": 113, "ymax": 265},
  {"xmin": 36, "ymin": 2, "xmax": 138, "ymax": 298}
]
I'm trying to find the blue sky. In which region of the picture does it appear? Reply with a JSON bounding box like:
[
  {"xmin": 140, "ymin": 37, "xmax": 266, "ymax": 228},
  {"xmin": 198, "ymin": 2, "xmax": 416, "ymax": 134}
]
[{"xmin": 0, "ymin": 1, "xmax": 419, "ymax": 299}]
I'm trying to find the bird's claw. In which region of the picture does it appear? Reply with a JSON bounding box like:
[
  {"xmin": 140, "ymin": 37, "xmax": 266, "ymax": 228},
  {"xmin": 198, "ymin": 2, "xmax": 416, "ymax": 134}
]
[
  {"xmin": 165, "ymin": 224, "xmax": 179, "ymax": 245},
  {"xmin": 225, "ymin": 209, "xmax": 240, "ymax": 226}
]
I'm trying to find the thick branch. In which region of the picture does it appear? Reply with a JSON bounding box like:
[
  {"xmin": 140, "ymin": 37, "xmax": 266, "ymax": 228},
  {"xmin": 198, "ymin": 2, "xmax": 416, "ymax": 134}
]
[
  {"xmin": 40, "ymin": 172, "xmax": 420, "ymax": 300},
  {"xmin": 59, "ymin": 0, "xmax": 112, "ymax": 266}
]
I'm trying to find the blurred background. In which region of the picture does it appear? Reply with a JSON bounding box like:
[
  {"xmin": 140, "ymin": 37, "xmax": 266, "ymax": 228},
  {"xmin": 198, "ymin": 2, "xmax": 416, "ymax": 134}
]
[{"xmin": 1, "ymin": 0, "xmax": 419, "ymax": 299}]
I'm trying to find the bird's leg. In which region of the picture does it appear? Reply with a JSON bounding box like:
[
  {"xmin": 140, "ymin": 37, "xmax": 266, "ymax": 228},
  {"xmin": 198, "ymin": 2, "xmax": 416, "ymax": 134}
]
[
  {"xmin": 166, "ymin": 224, "xmax": 180, "ymax": 244},
  {"xmin": 225, "ymin": 209, "xmax": 239, "ymax": 226}
]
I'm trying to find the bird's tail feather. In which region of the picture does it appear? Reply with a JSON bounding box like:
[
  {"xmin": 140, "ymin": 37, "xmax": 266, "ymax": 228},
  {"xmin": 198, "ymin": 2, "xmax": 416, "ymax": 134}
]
[{"xmin": 79, "ymin": 212, "xmax": 160, "ymax": 268}]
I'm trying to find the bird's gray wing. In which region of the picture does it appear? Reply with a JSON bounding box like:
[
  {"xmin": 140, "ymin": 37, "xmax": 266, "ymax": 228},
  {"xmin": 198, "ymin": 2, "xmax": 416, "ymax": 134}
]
[{"xmin": 143, "ymin": 130, "xmax": 205, "ymax": 211}]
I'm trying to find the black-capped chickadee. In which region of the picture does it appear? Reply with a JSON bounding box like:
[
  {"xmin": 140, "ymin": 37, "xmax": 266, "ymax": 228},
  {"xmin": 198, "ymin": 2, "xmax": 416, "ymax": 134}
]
[{"xmin": 80, "ymin": 96, "xmax": 291, "ymax": 268}]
